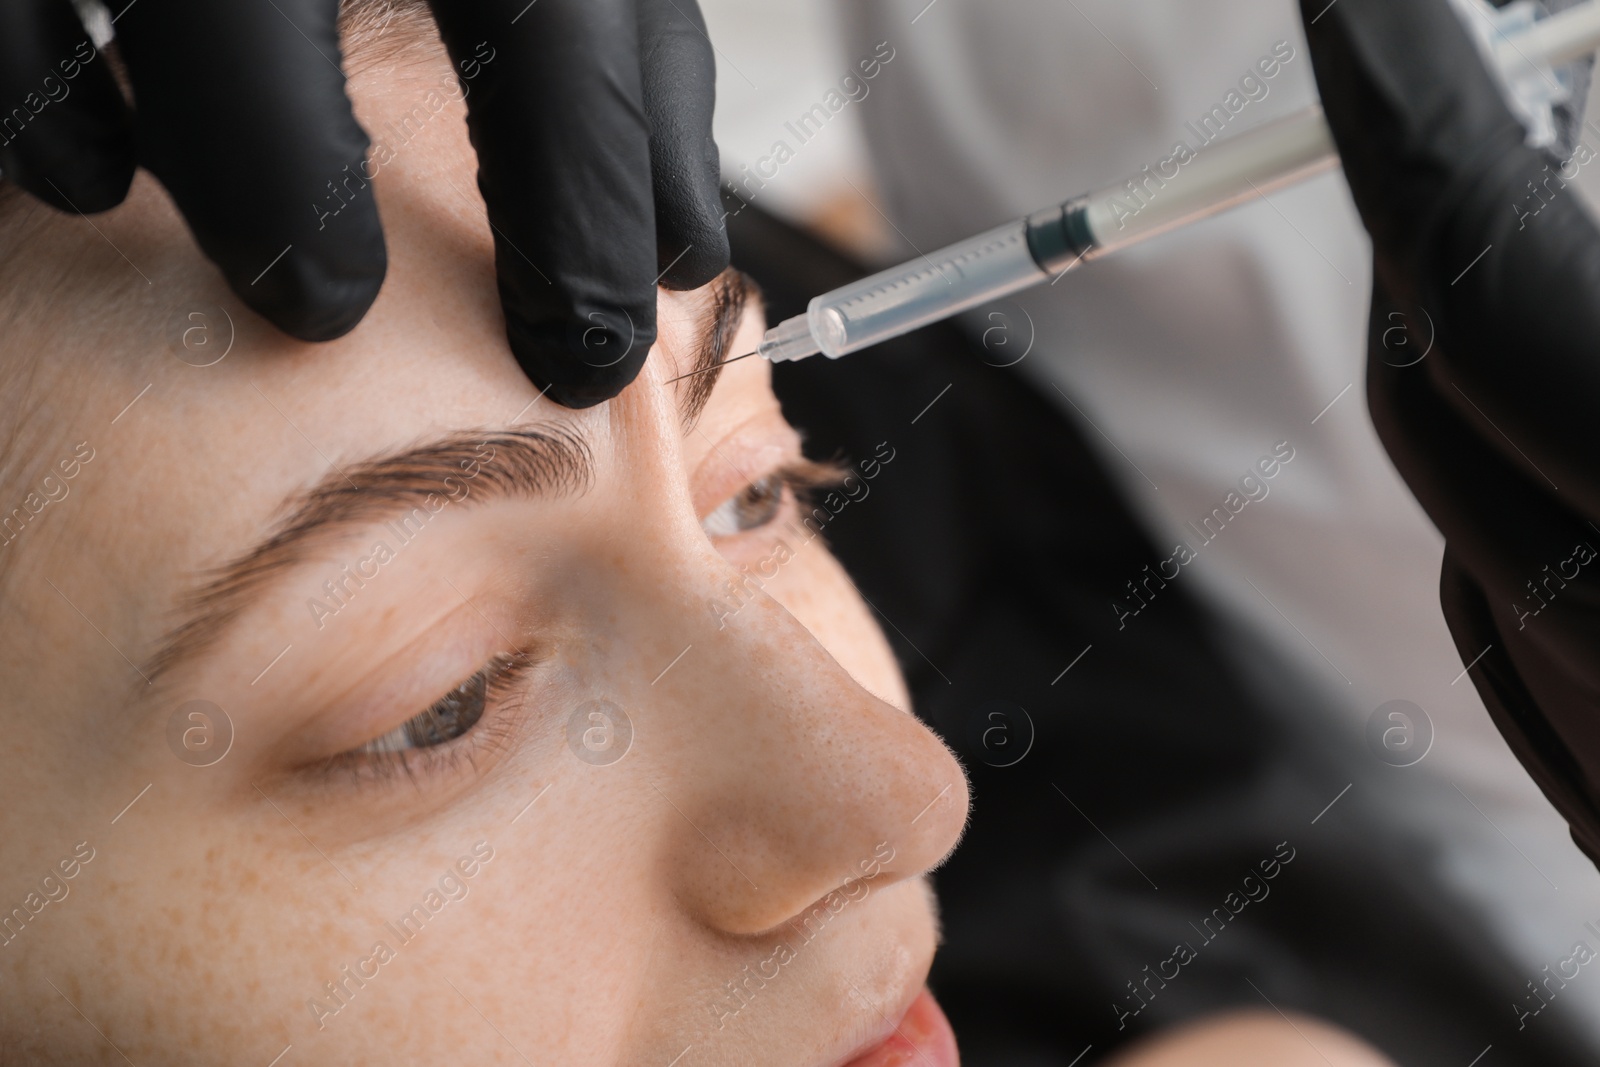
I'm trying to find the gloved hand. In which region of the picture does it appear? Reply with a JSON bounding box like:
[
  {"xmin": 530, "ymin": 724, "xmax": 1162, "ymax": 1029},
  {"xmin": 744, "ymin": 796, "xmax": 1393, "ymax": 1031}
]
[
  {"xmin": 1299, "ymin": 0, "xmax": 1600, "ymax": 864},
  {"xmin": 0, "ymin": 0, "xmax": 728, "ymax": 408}
]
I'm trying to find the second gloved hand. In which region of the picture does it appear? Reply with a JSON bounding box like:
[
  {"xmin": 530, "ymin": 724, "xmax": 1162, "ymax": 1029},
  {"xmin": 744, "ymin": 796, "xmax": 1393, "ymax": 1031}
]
[{"xmin": 1300, "ymin": 0, "xmax": 1600, "ymax": 865}]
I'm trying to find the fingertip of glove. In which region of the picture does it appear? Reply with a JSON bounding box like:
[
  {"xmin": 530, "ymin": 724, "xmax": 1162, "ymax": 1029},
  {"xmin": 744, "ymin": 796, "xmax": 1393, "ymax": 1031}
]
[
  {"xmin": 655, "ymin": 165, "xmax": 731, "ymax": 291},
  {"xmin": 506, "ymin": 314, "xmax": 657, "ymax": 409},
  {"xmin": 230, "ymin": 243, "xmax": 388, "ymax": 343},
  {"xmin": 2, "ymin": 148, "xmax": 134, "ymax": 215},
  {"xmin": 539, "ymin": 380, "xmax": 628, "ymax": 410},
  {"xmin": 655, "ymin": 233, "xmax": 730, "ymax": 291}
]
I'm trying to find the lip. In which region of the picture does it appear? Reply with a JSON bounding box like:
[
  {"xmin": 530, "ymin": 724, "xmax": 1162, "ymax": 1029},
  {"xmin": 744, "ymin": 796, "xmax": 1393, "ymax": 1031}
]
[{"xmin": 834, "ymin": 987, "xmax": 959, "ymax": 1067}]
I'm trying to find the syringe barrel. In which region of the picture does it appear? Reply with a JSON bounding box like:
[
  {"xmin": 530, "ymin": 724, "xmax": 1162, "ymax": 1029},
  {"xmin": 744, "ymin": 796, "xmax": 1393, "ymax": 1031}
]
[
  {"xmin": 1075, "ymin": 106, "xmax": 1338, "ymax": 258},
  {"xmin": 765, "ymin": 2, "xmax": 1600, "ymax": 366},
  {"xmin": 785, "ymin": 109, "xmax": 1332, "ymax": 361},
  {"xmin": 803, "ymin": 220, "xmax": 1047, "ymax": 358}
]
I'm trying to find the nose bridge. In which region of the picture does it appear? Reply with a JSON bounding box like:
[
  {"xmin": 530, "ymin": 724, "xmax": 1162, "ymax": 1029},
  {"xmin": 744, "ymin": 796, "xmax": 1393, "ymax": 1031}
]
[
  {"xmin": 586, "ymin": 379, "xmax": 967, "ymax": 933},
  {"xmin": 623, "ymin": 539, "xmax": 970, "ymax": 935}
]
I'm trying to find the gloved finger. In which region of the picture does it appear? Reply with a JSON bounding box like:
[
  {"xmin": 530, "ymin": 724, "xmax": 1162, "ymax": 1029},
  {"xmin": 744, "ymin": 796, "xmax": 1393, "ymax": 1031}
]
[
  {"xmin": 1438, "ymin": 556, "xmax": 1600, "ymax": 869},
  {"xmin": 428, "ymin": 0, "xmax": 657, "ymax": 409},
  {"xmin": 1375, "ymin": 373, "xmax": 1600, "ymax": 809},
  {"xmin": 1307, "ymin": 0, "xmax": 1600, "ymax": 515},
  {"xmin": 0, "ymin": 0, "xmax": 133, "ymax": 213},
  {"xmin": 1297, "ymin": 0, "xmax": 1527, "ymax": 261},
  {"xmin": 1414, "ymin": 151, "xmax": 1600, "ymax": 519},
  {"xmin": 637, "ymin": 0, "xmax": 728, "ymax": 290},
  {"xmin": 113, "ymin": 0, "xmax": 384, "ymax": 342},
  {"xmin": 1366, "ymin": 279, "xmax": 1600, "ymax": 687}
]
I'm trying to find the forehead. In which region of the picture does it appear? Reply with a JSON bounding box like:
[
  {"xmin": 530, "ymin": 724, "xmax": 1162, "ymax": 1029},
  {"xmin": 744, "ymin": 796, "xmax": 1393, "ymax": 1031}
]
[
  {"xmin": 26, "ymin": 30, "xmax": 727, "ymax": 466},
  {"xmin": 39, "ymin": 173, "xmax": 721, "ymax": 552},
  {"xmin": 5, "ymin": 29, "xmax": 726, "ymax": 429},
  {"xmin": 0, "ymin": 47, "xmax": 755, "ymax": 685}
]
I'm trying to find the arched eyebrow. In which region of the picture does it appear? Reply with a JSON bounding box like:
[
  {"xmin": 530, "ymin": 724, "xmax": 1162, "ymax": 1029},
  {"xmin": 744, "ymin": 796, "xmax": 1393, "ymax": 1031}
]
[
  {"xmin": 141, "ymin": 428, "xmax": 591, "ymax": 685},
  {"xmin": 676, "ymin": 268, "xmax": 754, "ymax": 430},
  {"xmin": 141, "ymin": 268, "xmax": 757, "ymax": 688}
]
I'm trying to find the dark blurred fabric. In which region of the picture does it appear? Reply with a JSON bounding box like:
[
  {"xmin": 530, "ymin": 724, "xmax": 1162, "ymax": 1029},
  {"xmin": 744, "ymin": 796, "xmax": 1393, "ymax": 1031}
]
[{"xmin": 729, "ymin": 200, "xmax": 1597, "ymax": 1066}]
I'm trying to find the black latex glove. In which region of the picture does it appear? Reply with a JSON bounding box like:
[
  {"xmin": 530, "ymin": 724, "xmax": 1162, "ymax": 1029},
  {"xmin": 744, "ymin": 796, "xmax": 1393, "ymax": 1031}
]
[
  {"xmin": 0, "ymin": 0, "xmax": 728, "ymax": 408},
  {"xmin": 1299, "ymin": 0, "xmax": 1600, "ymax": 864}
]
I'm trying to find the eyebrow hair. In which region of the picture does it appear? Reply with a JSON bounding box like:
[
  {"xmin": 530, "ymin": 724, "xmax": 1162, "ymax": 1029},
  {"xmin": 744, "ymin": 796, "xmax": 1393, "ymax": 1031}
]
[
  {"xmin": 142, "ymin": 269, "xmax": 757, "ymax": 686},
  {"xmin": 677, "ymin": 267, "xmax": 756, "ymax": 430},
  {"xmin": 142, "ymin": 429, "xmax": 591, "ymax": 685}
]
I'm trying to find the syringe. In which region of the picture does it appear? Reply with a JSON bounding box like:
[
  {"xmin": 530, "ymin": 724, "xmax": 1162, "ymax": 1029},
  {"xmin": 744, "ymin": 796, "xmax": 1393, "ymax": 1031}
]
[{"xmin": 749, "ymin": 0, "xmax": 1600, "ymax": 367}]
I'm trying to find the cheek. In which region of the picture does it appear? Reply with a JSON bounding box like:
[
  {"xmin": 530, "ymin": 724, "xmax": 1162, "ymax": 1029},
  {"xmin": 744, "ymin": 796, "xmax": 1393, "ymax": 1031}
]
[{"xmin": 762, "ymin": 544, "xmax": 912, "ymax": 712}]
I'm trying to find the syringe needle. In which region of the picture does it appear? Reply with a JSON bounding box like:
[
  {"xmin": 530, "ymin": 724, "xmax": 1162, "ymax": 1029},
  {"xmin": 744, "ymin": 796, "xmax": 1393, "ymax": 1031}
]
[{"xmin": 665, "ymin": 350, "xmax": 759, "ymax": 383}]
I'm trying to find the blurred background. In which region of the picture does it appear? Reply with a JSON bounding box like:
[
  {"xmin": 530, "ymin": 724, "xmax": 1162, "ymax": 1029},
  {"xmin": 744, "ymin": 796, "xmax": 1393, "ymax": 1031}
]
[{"xmin": 697, "ymin": 1, "xmax": 1600, "ymax": 1063}]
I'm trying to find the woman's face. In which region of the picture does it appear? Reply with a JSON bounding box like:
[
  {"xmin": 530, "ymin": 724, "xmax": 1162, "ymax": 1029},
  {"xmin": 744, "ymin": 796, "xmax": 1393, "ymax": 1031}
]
[{"xmin": 0, "ymin": 37, "xmax": 968, "ymax": 1067}]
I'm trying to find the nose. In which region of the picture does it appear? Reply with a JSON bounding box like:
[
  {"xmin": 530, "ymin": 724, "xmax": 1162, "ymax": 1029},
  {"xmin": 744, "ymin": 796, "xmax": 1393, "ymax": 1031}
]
[{"xmin": 615, "ymin": 544, "xmax": 970, "ymax": 936}]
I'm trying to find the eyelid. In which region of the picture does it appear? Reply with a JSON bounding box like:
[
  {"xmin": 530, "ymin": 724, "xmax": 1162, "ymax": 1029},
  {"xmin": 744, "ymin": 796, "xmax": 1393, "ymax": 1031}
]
[
  {"xmin": 280, "ymin": 599, "xmax": 515, "ymax": 762},
  {"xmin": 324, "ymin": 650, "xmax": 537, "ymax": 786},
  {"xmin": 358, "ymin": 650, "xmax": 531, "ymax": 755},
  {"xmin": 690, "ymin": 414, "xmax": 804, "ymax": 518},
  {"xmin": 775, "ymin": 456, "xmax": 853, "ymax": 496},
  {"xmin": 701, "ymin": 457, "xmax": 853, "ymax": 541},
  {"xmin": 693, "ymin": 449, "xmax": 849, "ymax": 527}
]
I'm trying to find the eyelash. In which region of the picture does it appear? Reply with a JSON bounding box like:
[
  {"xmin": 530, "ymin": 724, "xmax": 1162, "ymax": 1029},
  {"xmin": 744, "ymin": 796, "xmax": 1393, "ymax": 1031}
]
[
  {"xmin": 321, "ymin": 651, "xmax": 534, "ymax": 787},
  {"xmin": 702, "ymin": 458, "xmax": 851, "ymax": 539}
]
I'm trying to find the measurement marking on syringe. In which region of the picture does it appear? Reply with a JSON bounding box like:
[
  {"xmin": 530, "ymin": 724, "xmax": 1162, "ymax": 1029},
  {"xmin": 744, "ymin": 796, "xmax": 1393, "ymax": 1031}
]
[{"xmin": 835, "ymin": 234, "xmax": 1023, "ymax": 315}]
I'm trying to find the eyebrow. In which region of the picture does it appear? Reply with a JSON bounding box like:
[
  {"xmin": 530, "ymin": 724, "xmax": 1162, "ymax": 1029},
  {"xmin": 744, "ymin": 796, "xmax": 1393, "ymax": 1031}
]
[
  {"xmin": 677, "ymin": 267, "xmax": 754, "ymax": 430},
  {"xmin": 142, "ymin": 268, "xmax": 757, "ymax": 685}
]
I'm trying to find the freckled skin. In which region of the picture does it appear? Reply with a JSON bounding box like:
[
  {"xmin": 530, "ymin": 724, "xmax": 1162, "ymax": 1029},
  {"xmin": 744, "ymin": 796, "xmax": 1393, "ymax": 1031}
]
[
  {"xmin": 0, "ymin": 25, "xmax": 1398, "ymax": 1067},
  {"xmin": 0, "ymin": 30, "xmax": 968, "ymax": 1067}
]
